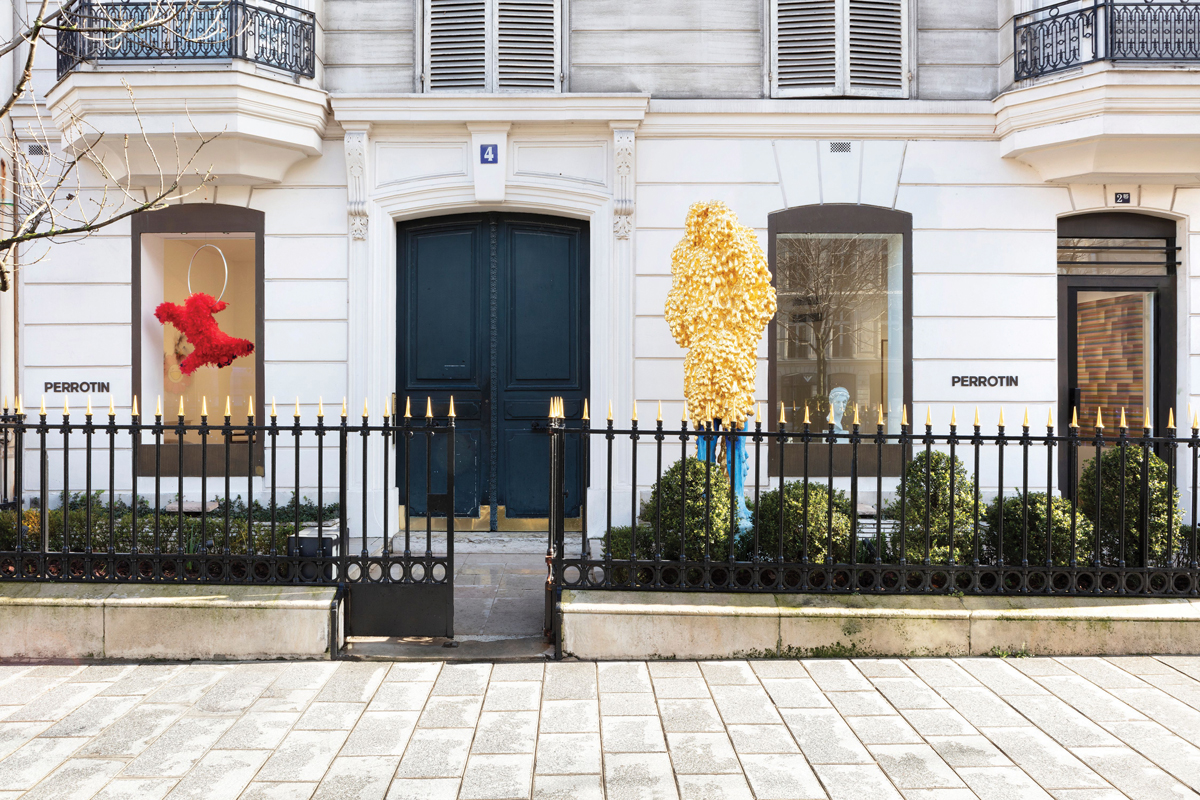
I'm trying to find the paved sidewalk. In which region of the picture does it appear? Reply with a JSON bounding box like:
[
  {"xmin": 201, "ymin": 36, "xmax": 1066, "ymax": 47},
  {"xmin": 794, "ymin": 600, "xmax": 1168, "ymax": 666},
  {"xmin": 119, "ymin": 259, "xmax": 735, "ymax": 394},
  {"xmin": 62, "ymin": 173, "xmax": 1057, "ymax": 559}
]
[{"xmin": 2, "ymin": 657, "xmax": 1200, "ymax": 799}]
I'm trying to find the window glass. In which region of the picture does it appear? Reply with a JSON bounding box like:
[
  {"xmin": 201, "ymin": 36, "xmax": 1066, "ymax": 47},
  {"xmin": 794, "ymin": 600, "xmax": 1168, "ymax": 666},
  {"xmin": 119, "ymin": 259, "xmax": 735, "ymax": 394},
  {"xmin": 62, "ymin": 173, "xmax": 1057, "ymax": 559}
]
[
  {"xmin": 160, "ymin": 237, "xmax": 256, "ymax": 444},
  {"xmin": 774, "ymin": 233, "xmax": 903, "ymax": 433},
  {"xmin": 1057, "ymin": 237, "xmax": 1173, "ymax": 275}
]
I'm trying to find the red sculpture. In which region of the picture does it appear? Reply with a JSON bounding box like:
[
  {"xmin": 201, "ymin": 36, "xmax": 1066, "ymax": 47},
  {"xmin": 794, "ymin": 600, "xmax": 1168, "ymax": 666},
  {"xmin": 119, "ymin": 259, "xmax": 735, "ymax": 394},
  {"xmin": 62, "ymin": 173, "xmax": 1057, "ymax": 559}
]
[{"xmin": 154, "ymin": 293, "xmax": 254, "ymax": 375}]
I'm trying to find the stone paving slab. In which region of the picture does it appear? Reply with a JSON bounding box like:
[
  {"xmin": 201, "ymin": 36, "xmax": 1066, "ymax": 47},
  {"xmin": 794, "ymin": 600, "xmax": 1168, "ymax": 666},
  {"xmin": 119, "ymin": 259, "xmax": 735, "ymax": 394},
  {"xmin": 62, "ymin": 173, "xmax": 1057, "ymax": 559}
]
[{"xmin": 3, "ymin": 657, "xmax": 1200, "ymax": 797}]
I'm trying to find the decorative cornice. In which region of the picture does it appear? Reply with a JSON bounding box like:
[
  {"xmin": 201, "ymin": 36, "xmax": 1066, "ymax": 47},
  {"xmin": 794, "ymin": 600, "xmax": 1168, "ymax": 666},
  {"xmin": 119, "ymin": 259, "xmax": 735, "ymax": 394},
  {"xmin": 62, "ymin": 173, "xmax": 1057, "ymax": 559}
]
[
  {"xmin": 331, "ymin": 93, "xmax": 650, "ymax": 125},
  {"xmin": 636, "ymin": 99, "xmax": 997, "ymax": 139}
]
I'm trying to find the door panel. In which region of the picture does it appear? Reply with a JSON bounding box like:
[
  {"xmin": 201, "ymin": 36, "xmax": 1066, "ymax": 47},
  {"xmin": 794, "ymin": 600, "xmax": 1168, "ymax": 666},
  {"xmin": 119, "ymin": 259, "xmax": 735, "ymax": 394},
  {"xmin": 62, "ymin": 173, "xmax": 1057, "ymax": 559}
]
[
  {"xmin": 498, "ymin": 219, "xmax": 588, "ymax": 518},
  {"xmin": 399, "ymin": 219, "xmax": 488, "ymax": 516},
  {"xmin": 398, "ymin": 213, "xmax": 588, "ymax": 524}
]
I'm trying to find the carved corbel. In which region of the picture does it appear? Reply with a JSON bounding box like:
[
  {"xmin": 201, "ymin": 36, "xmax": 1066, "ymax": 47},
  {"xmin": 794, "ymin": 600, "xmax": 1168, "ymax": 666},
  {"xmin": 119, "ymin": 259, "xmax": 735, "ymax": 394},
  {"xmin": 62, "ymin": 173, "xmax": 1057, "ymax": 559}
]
[
  {"xmin": 613, "ymin": 128, "xmax": 635, "ymax": 239},
  {"xmin": 344, "ymin": 128, "xmax": 370, "ymax": 240}
]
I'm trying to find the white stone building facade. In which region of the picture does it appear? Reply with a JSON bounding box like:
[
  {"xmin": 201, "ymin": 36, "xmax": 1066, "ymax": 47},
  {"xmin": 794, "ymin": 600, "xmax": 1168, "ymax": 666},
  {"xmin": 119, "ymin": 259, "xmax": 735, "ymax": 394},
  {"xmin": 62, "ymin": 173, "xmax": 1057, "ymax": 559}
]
[{"xmin": 9, "ymin": 0, "xmax": 1200, "ymax": 531}]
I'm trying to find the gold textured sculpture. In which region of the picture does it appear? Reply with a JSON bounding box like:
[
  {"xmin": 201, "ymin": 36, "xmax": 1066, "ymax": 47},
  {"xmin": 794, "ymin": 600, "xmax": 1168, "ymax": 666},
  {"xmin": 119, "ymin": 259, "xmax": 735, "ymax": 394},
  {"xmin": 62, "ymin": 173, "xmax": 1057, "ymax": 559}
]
[{"xmin": 665, "ymin": 201, "xmax": 777, "ymax": 426}]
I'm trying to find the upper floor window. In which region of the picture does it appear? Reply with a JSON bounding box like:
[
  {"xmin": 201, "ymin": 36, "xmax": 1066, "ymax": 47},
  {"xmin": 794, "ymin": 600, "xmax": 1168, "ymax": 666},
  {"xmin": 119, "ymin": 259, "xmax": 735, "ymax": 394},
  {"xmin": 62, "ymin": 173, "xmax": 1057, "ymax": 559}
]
[
  {"xmin": 770, "ymin": 0, "xmax": 908, "ymax": 98},
  {"xmin": 424, "ymin": 0, "xmax": 561, "ymax": 92}
]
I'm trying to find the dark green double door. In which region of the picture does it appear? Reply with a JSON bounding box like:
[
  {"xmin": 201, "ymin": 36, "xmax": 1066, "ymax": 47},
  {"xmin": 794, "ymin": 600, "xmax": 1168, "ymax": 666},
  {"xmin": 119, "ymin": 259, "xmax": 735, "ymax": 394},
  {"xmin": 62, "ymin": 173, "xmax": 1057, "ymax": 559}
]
[{"xmin": 398, "ymin": 213, "xmax": 588, "ymax": 524}]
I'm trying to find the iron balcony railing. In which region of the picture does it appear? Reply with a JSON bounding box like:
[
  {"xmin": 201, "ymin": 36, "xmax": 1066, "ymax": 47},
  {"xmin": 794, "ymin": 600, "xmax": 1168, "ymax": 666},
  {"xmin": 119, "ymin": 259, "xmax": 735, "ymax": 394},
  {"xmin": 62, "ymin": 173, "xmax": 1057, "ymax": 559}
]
[
  {"xmin": 0, "ymin": 404, "xmax": 453, "ymax": 593},
  {"xmin": 56, "ymin": 0, "xmax": 316, "ymax": 80},
  {"xmin": 544, "ymin": 406, "xmax": 1199, "ymax": 601},
  {"xmin": 1014, "ymin": 0, "xmax": 1200, "ymax": 80}
]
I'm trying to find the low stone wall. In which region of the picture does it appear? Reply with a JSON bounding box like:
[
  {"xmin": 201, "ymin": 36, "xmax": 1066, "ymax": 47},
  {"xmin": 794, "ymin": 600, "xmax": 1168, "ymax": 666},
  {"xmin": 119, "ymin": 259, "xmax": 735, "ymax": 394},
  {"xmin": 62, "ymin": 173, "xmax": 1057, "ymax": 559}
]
[
  {"xmin": 560, "ymin": 590, "xmax": 1200, "ymax": 659},
  {"xmin": 0, "ymin": 584, "xmax": 341, "ymax": 660}
]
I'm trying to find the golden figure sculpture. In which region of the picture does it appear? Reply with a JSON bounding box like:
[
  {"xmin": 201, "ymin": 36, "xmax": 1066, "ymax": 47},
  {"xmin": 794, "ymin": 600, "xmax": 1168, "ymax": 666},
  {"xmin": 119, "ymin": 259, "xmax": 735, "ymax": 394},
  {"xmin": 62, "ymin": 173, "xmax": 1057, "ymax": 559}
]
[{"xmin": 665, "ymin": 201, "xmax": 777, "ymax": 428}]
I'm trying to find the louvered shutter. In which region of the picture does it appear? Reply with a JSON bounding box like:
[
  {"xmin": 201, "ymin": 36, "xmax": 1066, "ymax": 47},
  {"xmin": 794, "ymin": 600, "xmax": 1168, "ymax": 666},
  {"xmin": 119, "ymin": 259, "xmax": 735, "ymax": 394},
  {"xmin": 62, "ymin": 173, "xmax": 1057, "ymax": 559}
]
[
  {"xmin": 426, "ymin": 0, "xmax": 487, "ymax": 91},
  {"xmin": 497, "ymin": 0, "xmax": 559, "ymax": 91},
  {"xmin": 772, "ymin": 0, "xmax": 907, "ymax": 98},
  {"xmin": 774, "ymin": 0, "xmax": 839, "ymax": 97},
  {"xmin": 847, "ymin": 0, "xmax": 905, "ymax": 95}
]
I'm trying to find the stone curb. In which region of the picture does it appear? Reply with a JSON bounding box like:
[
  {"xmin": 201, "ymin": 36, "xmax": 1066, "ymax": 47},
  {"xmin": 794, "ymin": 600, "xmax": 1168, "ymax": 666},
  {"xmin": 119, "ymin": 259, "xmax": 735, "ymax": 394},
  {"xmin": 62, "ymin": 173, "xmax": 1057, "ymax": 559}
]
[{"xmin": 561, "ymin": 590, "xmax": 1200, "ymax": 659}]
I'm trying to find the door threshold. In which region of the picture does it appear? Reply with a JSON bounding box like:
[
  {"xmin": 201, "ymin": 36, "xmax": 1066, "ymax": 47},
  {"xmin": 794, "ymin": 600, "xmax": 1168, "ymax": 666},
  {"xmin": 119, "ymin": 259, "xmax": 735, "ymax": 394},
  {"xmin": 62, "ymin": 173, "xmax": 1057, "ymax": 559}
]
[
  {"xmin": 342, "ymin": 635, "xmax": 551, "ymax": 661},
  {"xmin": 400, "ymin": 505, "xmax": 582, "ymax": 532}
]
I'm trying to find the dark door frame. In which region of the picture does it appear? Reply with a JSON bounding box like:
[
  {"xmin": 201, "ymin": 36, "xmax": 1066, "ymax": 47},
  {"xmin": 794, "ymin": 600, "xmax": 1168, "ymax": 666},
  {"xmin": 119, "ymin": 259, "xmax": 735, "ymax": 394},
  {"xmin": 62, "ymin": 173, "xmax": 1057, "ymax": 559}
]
[{"xmin": 396, "ymin": 211, "xmax": 590, "ymax": 527}]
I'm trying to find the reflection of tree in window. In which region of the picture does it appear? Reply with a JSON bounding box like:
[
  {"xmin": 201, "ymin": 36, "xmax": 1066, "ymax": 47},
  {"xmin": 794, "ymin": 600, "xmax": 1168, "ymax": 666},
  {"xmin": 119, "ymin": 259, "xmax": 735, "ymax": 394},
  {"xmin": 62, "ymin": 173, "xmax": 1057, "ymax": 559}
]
[{"xmin": 775, "ymin": 234, "xmax": 889, "ymax": 417}]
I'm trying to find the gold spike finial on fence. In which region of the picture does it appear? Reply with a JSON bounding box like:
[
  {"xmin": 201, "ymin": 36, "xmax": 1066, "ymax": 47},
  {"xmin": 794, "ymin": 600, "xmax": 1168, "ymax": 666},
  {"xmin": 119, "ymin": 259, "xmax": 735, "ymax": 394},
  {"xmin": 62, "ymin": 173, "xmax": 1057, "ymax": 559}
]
[
  {"xmin": 1193, "ymin": 409, "xmax": 1199, "ymax": 430},
  {"xmin": 1023, "ymin": 407, "xmax": 1029, "ymax": 428},
  {"xmin": 853, "ymin": 404, "xmax": 860, "ymax": 427},
  {"xmin": 877, "ymin": 404, "xmax": 885, "ymax": 426},
  {"xmin": 632, "ymin": 401, "xmax": 638, "ymax": 422},
  {"xmin": 2, "ymin": 396, "xmax": 7, "ymax": 413},
  {"xmin": 608, "ymin": 401, "xmax": 614, "ymax": 422},
  {"xmin": 224, "ymin": 396, "xmax": 231, "ymax": 418},
  {"xmin": 1169, "ymin": 408, "xmax": 1176, "ymax": 429},
  {"xmin": 271, "ymin": 397, "xmax": 277, "ymax": 418},
  {"xmin": 16, "ymin": 395, "xmax": 23, "ymax": 416},
  {"xmin": 901, "ymin": 405, "xmax": 909, "ymax": 427},
  {"xmin": 63, "ymin": 397, "xmax": 69, "ymax": 416},
  {"xmin": 1047, "ymin": 407, "xmax": 1054, "ymax": 428},
  {"xmin": 1145, "ymin": 406, "xmax": 1152, "ymax": 430},
  {"xmin": 950, "ymin": 407, "xmax": 957, "ymax": 427},
  {"xmin": 828, "ymin": 405, "xmax": 836, "ymax": 426},
  {"xmin": 925, "ymin": 406, "xmax": 932, "ymax": 427},
  {"xmin": 109, "ymin": 396, "xmax": 115, "ymax": 416},
  {"xmin": 681, "ymin": 400, "xmax": 688, "ymax": 423},
  {"xmin": 449, "ymin": 396, "xmax": 457, "ymax": 418},
  {"xmin": 1096, "ymin": 407, "xmax": 1105, "ymax": 429},
  {"xmin": 1071, "ymin": 407, "xmax": 1079, "ymax": 428},
  {"xmin": 1120, "ymin": 407, "xmax": 1128, "ymax": 429},
  {"xmin": 549, "ymin": 397, "xmax": 556, "ymax": 418},
  {"xmin": 128, "ymin": 396, "xmax": 135, "ymax": 418},
  {"xmin": 318, "ymin": 398, "xmax": 325, "ymax": 418},
  {"xmin": 363, "ymin": 398, "xmax": 369, "ymax": 418},
  {"xmin": 801, "ymin": 404, "xmax": 808, "ymax": 426},
  {"xmin": 404, "ymin": 396, "xmax": 412, "ymax": 419},
  {"xmin": 294, "ymin": 397, "xmax": 301, "ymax": 418},
  {"xmin": 340, "ymin": 398, "xmax": 347, "ymax": 418},
  {"xmin": 39, "ymin": 396, "xmax": 46, "ymax": 415},
  {"xmin": 779, "ymin": 402, "xmax": 787, "ymax": 426},
  {"xmin": 87, "ymin": 396, "xmax": 93, "ymax": 416},
  {"xmin": 974, "ymin": 407, "xmax": 980, "ymax": 427},
  {"xmin": 657, "ymin": 401, "xmax": 663, "ymax": 422},
  {"xmin": 201, "ymin": 397, "xmax": 208, "ymax": 418},
  {"xmin": 583, "ymin": 399, "xmax": 590, "ymax": 421},
  {"xmin": 426, "ymin": 397, "xmax": 433, "ymax": 419},
  {"xmin": 155, "ymin": 396, "xmax": 161, "ymax": 417},
  {"xmin": 176, "ymin": 396, "xmax": 183, "ymax": 417},
  {"xmin": 998, "ymin": 407, "xmax": 1005, "ymax": 427},
  {"xmin": 384, "ymin": 399, "xmax": 390, "ymax": 420}
]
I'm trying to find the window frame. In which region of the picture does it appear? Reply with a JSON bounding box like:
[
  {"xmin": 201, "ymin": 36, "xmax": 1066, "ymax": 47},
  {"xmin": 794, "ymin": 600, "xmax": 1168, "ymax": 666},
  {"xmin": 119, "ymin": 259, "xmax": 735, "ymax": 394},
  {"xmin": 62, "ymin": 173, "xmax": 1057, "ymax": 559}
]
[
  {"xmin": 422, "ymin": 0, "xmax": 563, "ymax": 94},
  {"xmin": 766, "ymin": 204, "xmax": 913, "ymax": 477},
  {"xmin": 769, "ymin": 0, "xmax": 911, "ymax": 99},
  {"xmin": 131, "ymin": 204, "xmax": 265, "ymax": 477}
]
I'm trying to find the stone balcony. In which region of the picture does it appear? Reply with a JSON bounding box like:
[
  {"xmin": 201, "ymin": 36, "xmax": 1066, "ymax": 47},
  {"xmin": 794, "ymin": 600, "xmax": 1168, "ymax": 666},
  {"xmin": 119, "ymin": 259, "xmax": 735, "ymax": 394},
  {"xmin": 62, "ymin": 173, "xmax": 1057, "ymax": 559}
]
[{"xmin": 46, "ymin": 0, "xmax": 326, "ymax": 186}]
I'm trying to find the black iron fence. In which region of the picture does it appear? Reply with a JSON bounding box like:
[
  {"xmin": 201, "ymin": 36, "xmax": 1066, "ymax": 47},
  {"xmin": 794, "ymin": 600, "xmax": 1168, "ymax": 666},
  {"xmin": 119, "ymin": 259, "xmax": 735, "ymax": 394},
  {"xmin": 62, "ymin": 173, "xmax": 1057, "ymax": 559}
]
[
  {"xmin": 0, "ymin": 403, "xmax": 453, "ymax": 593},
  {"xmin": 546, "ymin": 405, "xmax": 1199, "ymax": 599},
  {"xmin": 56, "ymin": 0, "xmax": 316, "ymax": 80},
  {"xmin": 1014, "ymin": 0, "xmax": 1200, "ymax": 80}
]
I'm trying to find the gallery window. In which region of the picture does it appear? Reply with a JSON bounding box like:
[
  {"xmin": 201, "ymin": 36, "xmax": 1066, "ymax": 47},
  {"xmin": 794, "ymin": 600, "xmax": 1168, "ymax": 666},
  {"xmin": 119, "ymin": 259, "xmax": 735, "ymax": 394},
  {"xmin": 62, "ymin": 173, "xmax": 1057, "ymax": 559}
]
[
  {"xmin": 1057, "ymin": 212, "xmax": 1177, "ymax": 486},
  {"xmin": 767, "ymin": 205, "xmax": 912, "ymax": 476},
  {"xmin": 132, "ymin": 205, "xmax": 265, "ymax": 477}
]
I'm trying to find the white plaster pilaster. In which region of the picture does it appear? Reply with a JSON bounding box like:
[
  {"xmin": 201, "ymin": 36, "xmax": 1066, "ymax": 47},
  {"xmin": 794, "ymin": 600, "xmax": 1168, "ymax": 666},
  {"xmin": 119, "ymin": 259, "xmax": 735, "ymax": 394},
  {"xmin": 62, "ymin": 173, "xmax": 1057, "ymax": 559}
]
[{"xmin": 345, "ymin": 127, "xmax": 370, "ymax": 240}]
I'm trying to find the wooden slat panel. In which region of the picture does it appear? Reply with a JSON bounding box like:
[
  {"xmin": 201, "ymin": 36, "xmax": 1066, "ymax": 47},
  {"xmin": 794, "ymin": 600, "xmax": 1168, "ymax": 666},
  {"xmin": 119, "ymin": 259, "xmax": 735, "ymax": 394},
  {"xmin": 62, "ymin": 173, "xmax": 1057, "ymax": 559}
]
[
  {"xmin": 775, "ymin": 0, "xmax": 838, "ymax": 94},
  {"xmin": 848, "ymin": 0, "xmax": 904, "ymax": 93},
  {"xmin": 428, "ymin": 0, "xmax": 487, "ymax": 90},
  {"xmin": 498, "ymin": 0, "xmax": 558, "ymax": 90}
]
